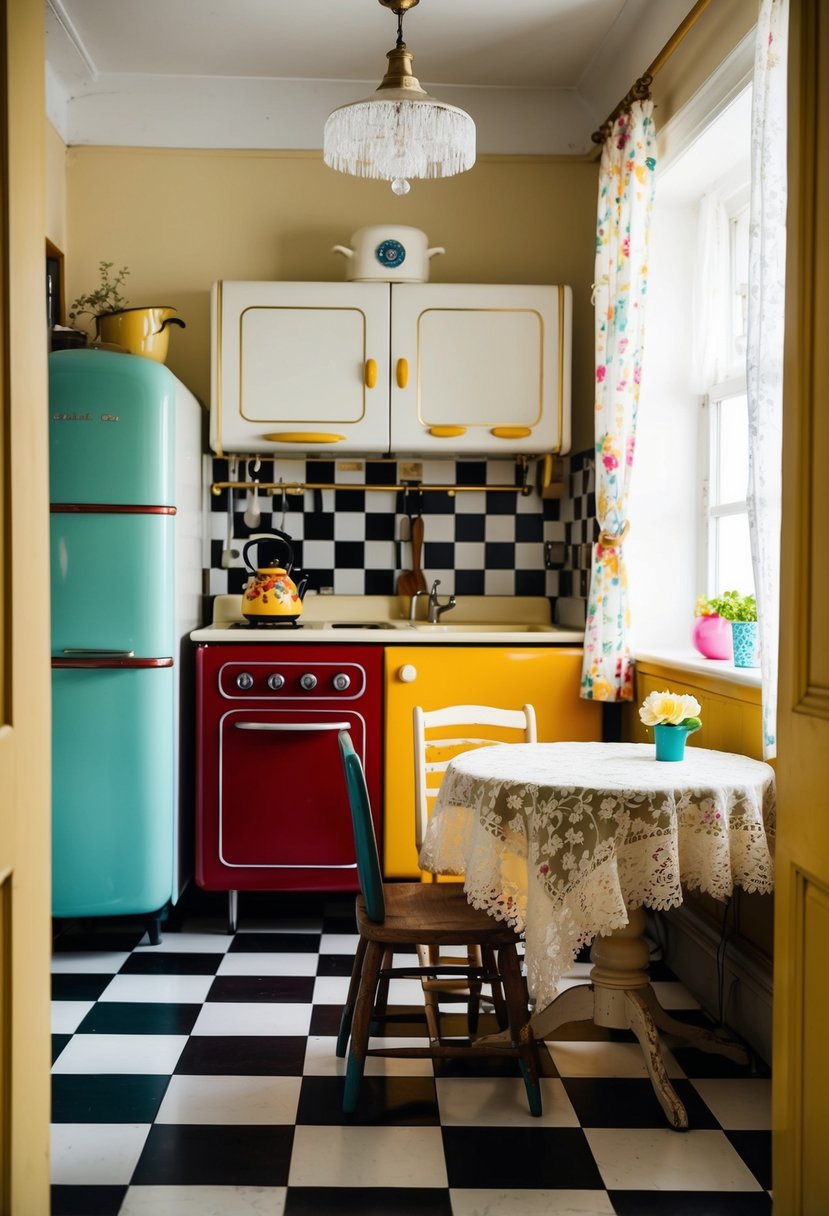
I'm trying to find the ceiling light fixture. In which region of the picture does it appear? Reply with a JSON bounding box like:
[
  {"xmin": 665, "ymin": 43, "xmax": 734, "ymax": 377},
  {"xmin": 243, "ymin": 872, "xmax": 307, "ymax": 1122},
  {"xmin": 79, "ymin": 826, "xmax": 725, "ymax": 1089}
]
[{"xmin": 323, "ymin": 0, "xmax": 476, "ymax": 196}]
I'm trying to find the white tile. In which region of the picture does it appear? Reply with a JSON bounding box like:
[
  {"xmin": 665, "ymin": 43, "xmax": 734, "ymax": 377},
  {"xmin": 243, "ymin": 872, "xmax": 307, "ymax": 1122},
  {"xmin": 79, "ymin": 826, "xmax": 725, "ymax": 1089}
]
[
  {"xmin": 334, "ymin": 513, "xmax": 365, "ymax": 541},
  {"xmin": 98, "ymin": 974, "xmax": 215, "ymax": 1004},
  {"xmin": 454, "ymin": 542, "xmax": 486, "ymax": 568},
  {"xmin": 156, "ymin": 1075, "xmax": 302, "ymax": 1125},
  {"xmin": 364, "ymin": 540, "xmax": 396, "ymax": 569},
  {"xmin": 302, "ymin": 1035, "xmax": 432, "ymax": 1077},
  {"xmin": 119, "ymin": 1185, "xmax": 287, "ymax": 1215},
  {"xmin": 546, "ymin": 1039, "xmax": 685, "ymax": 1080},
  {"xmin": 191, "ymin": 1002, "xmax": 312, "ymax": 1037},
  {"xmin": 51, "ymin": 1034, "xmax": 188, "ymax": 1075},
  {"xmin": 455, "ymin": 492, "xmax": 486, "ymax": 515},
  {"xmin": 289, "ymin": 1125, "xmax": 448, "ymax": 1188},
  {"xmin": 51, "ymin": 1000, "xmax": 95, "ymax": 1034},
  {"xmin": 217, "ymin": 952, "xmax": 319, "ymax": 977},
  {"xmin": 311, "ymin": 975, "xmax": 352, "ymax": 1005},
  {"xmin": 319, "ymin": 932, "xmax": 360, "ymax": 954},
  {"xmin": 139, "ymin": 932, "xmax": 232, "ymax": 955},
  {"xmin": 302, "ymin": 540, "xmax": 335, "ymax": 568},
  {"xmin": 51, "ymin": 951, "xmax": 130, "ymax": 974},
  {"xmin": 584, "ymin": 1128, "xmax": 763, "ymax": 1191},
  {"xmin": 50, "ymin": 1122, "xmax": 150, "ymax": 1185},
  {"xmin": 690, "ymin": 1078, "xmax": 772, "ymax": 1129},
  {"xmin": 334, "ymin": 569, "xmax": 365, "ymax": 595},
  {"xmin": 515, "ymin": 543, "xmax": 545, "ymax": 570},
  {"xmin": 485, "ymin": 515, "xmax": 516, "ymax": 543},
  {"xmin": 450, "ymin": 1190, "xmax": 615, "ymax": 1216},
  {"xmin": 423, "ymin": 514, "xmax": 456, "ymax": 542},
  {"xmin": 436, "ymin": 1076, "xmax": 579, "ymax": 1127},
  {"xmin": 649, "ymin": 980, "xmax": 700, "ymax": 1010}
]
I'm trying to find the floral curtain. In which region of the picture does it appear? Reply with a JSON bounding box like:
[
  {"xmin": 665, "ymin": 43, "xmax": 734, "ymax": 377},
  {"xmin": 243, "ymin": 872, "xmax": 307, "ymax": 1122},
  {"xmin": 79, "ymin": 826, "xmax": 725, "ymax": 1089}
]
[
  {"xmin": 747, "ymin": 0, "xmax": 788, "ymax": 760},
  {"xmin": 581, "ymin": 100, "xmax": 657, "ymax": 703}
]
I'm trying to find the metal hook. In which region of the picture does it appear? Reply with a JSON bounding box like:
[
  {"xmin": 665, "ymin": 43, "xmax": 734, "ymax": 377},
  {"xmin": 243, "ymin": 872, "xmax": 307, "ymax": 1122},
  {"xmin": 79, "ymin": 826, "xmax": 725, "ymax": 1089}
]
[{"xmin": 279, "ymin": 477, "xmax": 287, "ymax": 531}]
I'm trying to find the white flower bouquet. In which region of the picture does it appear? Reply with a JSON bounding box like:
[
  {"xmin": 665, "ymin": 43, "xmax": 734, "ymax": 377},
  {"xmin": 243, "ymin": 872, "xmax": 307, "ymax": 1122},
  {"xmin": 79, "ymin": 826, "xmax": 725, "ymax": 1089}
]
[{"xmin": 639, "ymin": 690, "xmax": 702, "ymax": 732}]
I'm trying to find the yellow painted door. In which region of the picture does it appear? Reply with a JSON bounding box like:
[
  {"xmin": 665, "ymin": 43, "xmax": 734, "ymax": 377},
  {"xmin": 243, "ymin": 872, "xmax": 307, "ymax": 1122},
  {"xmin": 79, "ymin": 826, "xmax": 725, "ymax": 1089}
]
[
  {"xmin": 0, "ymin": 0, "xmax": 52, "ymax": 1209},
  {"xmin": 772, "ymin": 1, "xmax": 829, "ymax": 1209},
  {"xmin": 383, "ymin": 646, "xmax": 601, "ymax": 876}
]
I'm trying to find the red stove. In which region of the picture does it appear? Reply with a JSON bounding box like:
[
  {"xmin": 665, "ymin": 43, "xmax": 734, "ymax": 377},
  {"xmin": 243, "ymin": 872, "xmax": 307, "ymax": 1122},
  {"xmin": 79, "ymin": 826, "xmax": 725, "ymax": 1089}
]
[{"xmin": 194, "ymin": 639, "xmax": 382, "ymax": 929}]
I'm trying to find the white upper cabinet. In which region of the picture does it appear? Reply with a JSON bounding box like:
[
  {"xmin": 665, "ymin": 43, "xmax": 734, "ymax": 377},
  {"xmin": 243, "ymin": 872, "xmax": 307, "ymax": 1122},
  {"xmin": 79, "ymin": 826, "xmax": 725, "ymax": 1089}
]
[{"xmin": 210, "ymin": 281, "xmax": 571, "ymax": 457}]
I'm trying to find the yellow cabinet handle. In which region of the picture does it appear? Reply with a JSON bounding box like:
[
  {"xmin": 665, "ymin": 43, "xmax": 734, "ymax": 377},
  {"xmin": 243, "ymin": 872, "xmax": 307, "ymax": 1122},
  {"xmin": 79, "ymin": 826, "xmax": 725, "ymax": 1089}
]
[
  {"xmin": 491, "ymin": 426, "xmax": 532, "ymax": 439},
  {"xmin": 262, "ymin": 432, "xmax": 345, "ymax": 444},
  {"xmin": 365, "ymin": 358, "xmax": 377, "ymax": 389},
  {"xmin": 396, "ymin": 358, "xmax": 409, "ymax": 389},
  {"xmin": 428, "ymin": 425, "xmax": 467, "ymax": 438}
]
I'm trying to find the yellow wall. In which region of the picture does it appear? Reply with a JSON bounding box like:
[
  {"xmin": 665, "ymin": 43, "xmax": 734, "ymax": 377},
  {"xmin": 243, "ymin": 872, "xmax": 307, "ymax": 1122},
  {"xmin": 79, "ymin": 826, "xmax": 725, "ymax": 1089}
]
[
  {"xmin": 45, "ymin": 120, "xmax": 66, "ymax": 252},
  {"xmin": 63, "ymin": 148, "xmax": 599, "ymax": 450}
]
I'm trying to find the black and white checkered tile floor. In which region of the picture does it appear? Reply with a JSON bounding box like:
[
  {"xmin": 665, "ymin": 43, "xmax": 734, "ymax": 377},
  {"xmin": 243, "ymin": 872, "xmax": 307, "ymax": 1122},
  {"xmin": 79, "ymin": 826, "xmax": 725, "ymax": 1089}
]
[{"xmin": 51, "ymin": 895, "xmax": 772, "ymax": 1216}]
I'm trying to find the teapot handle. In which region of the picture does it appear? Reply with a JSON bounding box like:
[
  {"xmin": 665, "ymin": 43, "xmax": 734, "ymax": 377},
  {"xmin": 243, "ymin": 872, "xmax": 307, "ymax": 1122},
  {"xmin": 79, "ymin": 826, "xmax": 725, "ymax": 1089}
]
[
  {"xmin": 159, "ymin": 316, "xmax": 186, "ymax": 331},
  {"xmin": 242, "ymin": 534, "xmax": 294, "ymax": 573},
  {"xmin": 331, "ymin": 245, "xmax": 355, "ymax": 258}
]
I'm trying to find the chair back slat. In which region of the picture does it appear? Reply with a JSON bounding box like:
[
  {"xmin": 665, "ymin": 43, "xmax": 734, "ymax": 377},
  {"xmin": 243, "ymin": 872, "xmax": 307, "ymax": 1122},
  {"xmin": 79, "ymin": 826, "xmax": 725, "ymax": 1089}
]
[{"xmin": 338, "ymin": 730, "xmax": 385, "ymax": 922}]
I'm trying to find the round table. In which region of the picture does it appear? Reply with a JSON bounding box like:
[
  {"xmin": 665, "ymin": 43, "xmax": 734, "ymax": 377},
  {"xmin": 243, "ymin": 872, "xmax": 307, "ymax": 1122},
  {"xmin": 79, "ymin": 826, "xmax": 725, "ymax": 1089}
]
[{"xmin": 419, "ymin": 741, "xmax": 776, "ymax": 1129}]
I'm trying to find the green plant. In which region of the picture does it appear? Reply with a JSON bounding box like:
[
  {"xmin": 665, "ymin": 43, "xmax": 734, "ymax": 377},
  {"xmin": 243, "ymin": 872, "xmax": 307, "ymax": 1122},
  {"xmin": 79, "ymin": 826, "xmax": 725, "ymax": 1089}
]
[
  {"xmin": 68, "ymin": 261, "xmax": 130, "ymax": 327},
  {"xmin": 697, "ymin": 590, "xmax": 757, "ymax": 622}
]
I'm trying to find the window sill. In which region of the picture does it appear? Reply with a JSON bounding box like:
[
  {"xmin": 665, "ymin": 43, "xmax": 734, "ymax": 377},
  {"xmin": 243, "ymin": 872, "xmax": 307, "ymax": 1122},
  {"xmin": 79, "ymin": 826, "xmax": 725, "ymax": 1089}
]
[{"xmin": 634, "ymin": 648, "xmax": 761, "ymax": 691}]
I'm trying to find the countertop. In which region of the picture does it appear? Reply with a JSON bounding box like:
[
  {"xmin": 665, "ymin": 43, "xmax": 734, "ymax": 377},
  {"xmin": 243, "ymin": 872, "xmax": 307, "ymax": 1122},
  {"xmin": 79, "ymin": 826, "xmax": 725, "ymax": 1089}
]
[{"xmin": 190, "ymin": 594, "xmax": 586, "ymax": 646}]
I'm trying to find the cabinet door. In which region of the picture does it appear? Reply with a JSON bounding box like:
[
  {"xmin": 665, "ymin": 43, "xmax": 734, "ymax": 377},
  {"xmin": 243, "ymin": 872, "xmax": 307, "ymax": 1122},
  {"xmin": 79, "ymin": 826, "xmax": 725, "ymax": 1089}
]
[
  {"xmin": 383, "ymin": 646, "xmax": 600, "ymax": 877},
  {"xmin": 389, "ymin": 284, "xmax": 572, "ymax": 456},
  {"xmin": 210, "ymin": 281, "xmax": 390, "ymax": 454}
]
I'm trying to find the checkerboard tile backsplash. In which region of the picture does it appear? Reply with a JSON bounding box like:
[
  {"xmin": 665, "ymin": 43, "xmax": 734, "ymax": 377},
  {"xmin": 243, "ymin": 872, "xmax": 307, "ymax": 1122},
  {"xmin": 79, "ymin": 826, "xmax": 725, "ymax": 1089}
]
[{"xmin": 205, "ymin": 452, "xmax": 596, "ymax": 604}]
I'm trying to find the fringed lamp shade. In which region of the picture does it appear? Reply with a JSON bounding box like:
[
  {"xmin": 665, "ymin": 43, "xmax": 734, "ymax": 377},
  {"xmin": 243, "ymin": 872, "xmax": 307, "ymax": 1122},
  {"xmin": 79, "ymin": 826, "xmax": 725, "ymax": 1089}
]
[{"xmin": 323, "ymin": 23, "xmax": 476, "ymax": 195}]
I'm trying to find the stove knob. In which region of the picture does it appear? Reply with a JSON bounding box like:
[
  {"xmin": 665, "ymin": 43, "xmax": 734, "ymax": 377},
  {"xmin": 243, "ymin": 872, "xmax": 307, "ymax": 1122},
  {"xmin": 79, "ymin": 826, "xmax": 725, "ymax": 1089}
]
[
  {"xmin": 267, "ymin": 673, "xmax": 285, "ymax": 691},
  {"xmin": 235, "ymin": 671, "xmax": 255, "ymax": 690},
  {"xmin": 332, "ymin": 672, "xmax": 351, "ymax": 692},
  {"xmin": 398, "ymin": 664, "xmax": 417, "ymax": 684},
  {"xmin": 299, "ymin": 673, "xmax": 318, "ymax": 691}
]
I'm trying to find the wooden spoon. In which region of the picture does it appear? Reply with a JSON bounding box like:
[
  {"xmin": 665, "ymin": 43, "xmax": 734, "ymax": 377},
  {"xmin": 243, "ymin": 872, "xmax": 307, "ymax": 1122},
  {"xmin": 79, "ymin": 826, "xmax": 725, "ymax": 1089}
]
[{"xmin": 397, "ymin": 514, "xmax": 428, "ymax": 597}]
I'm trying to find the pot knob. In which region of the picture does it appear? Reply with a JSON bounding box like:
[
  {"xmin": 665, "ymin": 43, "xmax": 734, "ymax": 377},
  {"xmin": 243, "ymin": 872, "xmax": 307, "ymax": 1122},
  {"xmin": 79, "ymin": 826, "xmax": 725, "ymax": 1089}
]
[{"xmin": 299, "ymin": 673, "xmax": 317, "ymax": 691}]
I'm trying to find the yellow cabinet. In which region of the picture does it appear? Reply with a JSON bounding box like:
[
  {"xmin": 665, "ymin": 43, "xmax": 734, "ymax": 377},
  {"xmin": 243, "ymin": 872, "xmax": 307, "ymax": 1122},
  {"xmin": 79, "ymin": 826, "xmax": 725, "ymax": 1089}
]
[{"xmin": 383, "ymin": 646, "xmax": 601, "ymax": 877}]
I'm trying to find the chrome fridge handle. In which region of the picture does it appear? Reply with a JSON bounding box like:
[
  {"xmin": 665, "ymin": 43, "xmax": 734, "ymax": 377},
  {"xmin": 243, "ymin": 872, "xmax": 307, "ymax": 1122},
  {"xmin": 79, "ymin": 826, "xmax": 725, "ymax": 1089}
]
[{"xmin": 234, "ymin": 721, "xmax": 352, "ymax": 732}]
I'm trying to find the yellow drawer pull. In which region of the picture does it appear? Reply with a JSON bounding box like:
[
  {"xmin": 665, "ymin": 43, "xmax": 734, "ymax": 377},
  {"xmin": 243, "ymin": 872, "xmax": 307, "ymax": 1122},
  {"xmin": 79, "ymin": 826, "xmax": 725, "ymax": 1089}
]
[
  {"xmin": 396, "ymin": 358, "xmax": 409, "ymax": 389},
  {"xmin": 262, "ymin": 432, "xmax": 345, "ymax": 444},
  {"xmin": 428, "ymin": 425, "xmax": 467, "ymax": 438},
  {"xmin": 491, "ymin": 426, "xmax": 532, "ymax": 439},
  {"xmin": 365, "ymin": 358, "xmax": 377, "ymax": 389}
]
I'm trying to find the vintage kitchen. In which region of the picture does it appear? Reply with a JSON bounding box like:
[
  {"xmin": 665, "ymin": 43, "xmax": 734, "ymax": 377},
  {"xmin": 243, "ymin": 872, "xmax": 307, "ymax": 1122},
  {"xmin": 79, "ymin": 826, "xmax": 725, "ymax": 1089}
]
[{"xmin": 30, "ymin": 0, "xmax": 787, "ymax": 1203}]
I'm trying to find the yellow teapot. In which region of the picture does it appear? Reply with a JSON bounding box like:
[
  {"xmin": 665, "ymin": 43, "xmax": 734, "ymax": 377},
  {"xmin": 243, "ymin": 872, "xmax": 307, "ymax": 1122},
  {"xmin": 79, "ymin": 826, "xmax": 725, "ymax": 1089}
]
[{"xmin": 241, "ymin": 536, "xmax": 307, "ymax": 625}]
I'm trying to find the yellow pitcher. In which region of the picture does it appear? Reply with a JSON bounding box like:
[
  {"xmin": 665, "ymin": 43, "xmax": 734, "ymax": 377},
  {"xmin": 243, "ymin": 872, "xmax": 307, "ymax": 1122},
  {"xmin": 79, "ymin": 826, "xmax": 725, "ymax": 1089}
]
[{"xmin": 96, "ymin": 306, "xmax": 185, "ymax": 363}]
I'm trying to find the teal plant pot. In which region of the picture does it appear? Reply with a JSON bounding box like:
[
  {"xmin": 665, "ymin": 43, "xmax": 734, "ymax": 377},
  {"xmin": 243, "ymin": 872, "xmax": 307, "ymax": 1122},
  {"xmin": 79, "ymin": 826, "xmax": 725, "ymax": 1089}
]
[
  {"xmin": 731, "ymin": 620, "xmax": 759, "ymax": 668},
  {"xmin": 654, "ymin": 723, "xmax": 698, "ymax": 762}
]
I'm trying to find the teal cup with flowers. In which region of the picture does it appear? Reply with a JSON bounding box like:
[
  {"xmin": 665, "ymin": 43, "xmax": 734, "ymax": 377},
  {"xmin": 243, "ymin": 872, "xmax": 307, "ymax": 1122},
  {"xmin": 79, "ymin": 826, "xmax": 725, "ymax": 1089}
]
[{"xmin": 639, "ymin": 690, "xmax": 702, "ymax": 762}]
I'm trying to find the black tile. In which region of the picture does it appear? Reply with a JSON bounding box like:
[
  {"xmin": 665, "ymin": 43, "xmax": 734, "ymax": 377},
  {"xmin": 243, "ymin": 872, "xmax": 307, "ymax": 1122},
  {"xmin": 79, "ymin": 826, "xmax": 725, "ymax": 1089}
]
[
  {"xmin": 285, "ymin": 1188, "xmax": 453, "ymax": 1216},
  {"xmin": 321, "ymin": 908, "xmax": 358, "ymax": 934},
  {"xmin": 671, "ymin": 1042, "xmax": 764, "ymax": 1078},
  {"xmin": 334, "ymin": 489, "xmax": 366, "ymax": 512},
  {"xmin": 229, "ymin": 932, "xmax": 321, "ymax": 953},
  {"xmin": 52, "ymin": 929, "xmax": 144, "ymax": 953},
  {"xmin": 297, "ymin": 1075, "xmax": 439, "ymax": 1125},
  {"xmin": 441, "ymin": 1126, "xmax": 604, "ymax": 1189},
  {"xmin": 51, "ymin": 1073, "xmax": 170, "ymax": 1123},
  {"xmin": 50, "ymin": 1185, "xmax": 127, "ymax": 1215},
  {"xmin": 334, "ymin": 540, "xmax": 365, "ymax": 568},
  {"xmin": 455, "ymin": 570, "xmax": 485, "ymax": 595},
  {"xmin": 51, "ymin": 972, "xmax": 113, "ymax": 1001},
  {"xmin": 485, "ymin": 490, "xmax": 517, "ymax": 515},
  {"xmin": 543, "ymin": 497, "xmax": 561, "ymax": 520},
  {"xmin": 309, "ymin": 1004, "xmax": 350, "ymax": 1036},
  {"xmin": 726, "ymin": 1130, "xmax": 772, "ymax": 1191},
  {"xmin": 303, "ymin": 512, "xmax": 334, "ymax": 541},
  {"xmin": 516, "ymin": 568, "xmax": 546, "ymax": 595},
  {"xmin": 484, "ymin": 541, "xmax": 516, "ymax": 569},
  {"xmin": 454, "ymin": 514, "xmax": 486, "ymax": 542},
  {"xmin": 365, "ymin": 462, "xmax": 398, "ymax": 486},
  {"xmin": 75, "ymin": 1002, "xmax": 201, "ymax": 1036},
  {"xmin": 119, "ymin": 951, "xmax": 225, "ymax": 975},
  {"xmin": 317, "ymin": 952, "xmax": 357, "ymax": 977},
  {"xmin": 174, "ymin": 1034, "xmax": 307, "ymax": 1075},
  {"xmin": 420, "ymin": 491, "xmax": 455, "ymax": 514},
  {"xmin": 308, "ymin": 460, "xmax": 335, "ymax": 482},
  {"xmin": 207, "ymin": 974, "xmax": 315, "ymax": 1002},
  {"xmin": 562, "ymin": 1077, "xmax": 719, "ymax": 1129},
  {"xmin": 364, "ymin": 569, "xmax": 395, "ymax": 595},
  {"xmin": 52, "ymin": 1033, "xmax": 72, "ymax": 1065},
  {"xmin": 424, "ymin": 541, "xmax": 454, "ymax": 569},
  {"xmin": 434, "ymin": 1042, "xmax": 558, "ymax": 1078},
  {"xmin": 131, "ymin": 1122, "xmax": 294, "ymax": 1186},
  {"xmin": 456, "ymin": 461, "xmax": 487, "ymax": 486},
  {"xmin": 365, "ymin": 512, "xmax": 396, "ymax": 540},
  {"xmin": 515, "ymin": 512, "xmax": 544, "ymax": 542},
  {"xmin": 610, "ymin": 1193, "xmax": 772, "ymax": 1215}
]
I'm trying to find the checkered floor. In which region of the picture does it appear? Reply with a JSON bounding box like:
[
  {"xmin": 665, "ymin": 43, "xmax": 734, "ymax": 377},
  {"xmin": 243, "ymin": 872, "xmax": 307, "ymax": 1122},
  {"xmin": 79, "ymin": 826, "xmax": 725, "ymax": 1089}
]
[{"xmin": 51, "ymin": 894, "xmax": 772, "ymax": 1216}]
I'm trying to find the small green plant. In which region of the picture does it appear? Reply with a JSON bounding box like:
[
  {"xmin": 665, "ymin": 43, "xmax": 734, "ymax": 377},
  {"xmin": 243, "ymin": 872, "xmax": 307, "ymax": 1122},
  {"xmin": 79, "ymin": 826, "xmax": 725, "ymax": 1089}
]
[
  {"xmin": 697, "ymin": 590, "xmax": 757, "ymax": 622},
  {"xmin": 68, "ymin": 261, "xmax": 130, "ymax": 327}
]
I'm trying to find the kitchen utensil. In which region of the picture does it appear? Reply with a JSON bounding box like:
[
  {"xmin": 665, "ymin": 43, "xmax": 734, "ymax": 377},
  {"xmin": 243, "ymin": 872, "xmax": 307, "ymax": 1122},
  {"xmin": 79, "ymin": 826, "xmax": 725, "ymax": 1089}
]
[
  {"xmin": 221, "ymin": 463, "xmax": 240, "ymax": 568},
  {"xmin": 243, "ymin": 459, "xmax": 262, "ymax": 529},
  {"xmin": 397, "ymin": 513, "xmax": 428, "ymax": 598},
  {"xmin": 331, "ymin": 226, "xmax": 445, "ymax": 282},
  {"xmin": 241, "ymin": 535, "xmax": 306, "ymax": 623}
]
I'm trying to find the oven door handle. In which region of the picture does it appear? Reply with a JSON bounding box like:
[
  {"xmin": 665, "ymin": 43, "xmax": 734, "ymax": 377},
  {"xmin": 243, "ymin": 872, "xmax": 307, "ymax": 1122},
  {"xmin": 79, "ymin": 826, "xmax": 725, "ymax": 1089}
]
[{"xmin": 233, "ymin": 721, "xmax": 352, "ymax": 732}]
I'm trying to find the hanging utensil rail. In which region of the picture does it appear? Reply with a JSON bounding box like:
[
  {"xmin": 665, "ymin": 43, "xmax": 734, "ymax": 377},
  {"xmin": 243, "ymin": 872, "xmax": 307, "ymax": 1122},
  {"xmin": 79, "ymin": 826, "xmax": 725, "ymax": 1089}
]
[{"xmin": 211, "ymin": 457, "xmax": 533, "ymax": 498}]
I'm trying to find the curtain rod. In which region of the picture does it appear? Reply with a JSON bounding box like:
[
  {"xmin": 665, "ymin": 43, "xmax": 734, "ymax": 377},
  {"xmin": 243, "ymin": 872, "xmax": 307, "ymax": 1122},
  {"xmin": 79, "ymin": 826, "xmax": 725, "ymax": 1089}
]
[{"xmin": 590, "ymin": 0, "xmax": 716, "ymax": 146}]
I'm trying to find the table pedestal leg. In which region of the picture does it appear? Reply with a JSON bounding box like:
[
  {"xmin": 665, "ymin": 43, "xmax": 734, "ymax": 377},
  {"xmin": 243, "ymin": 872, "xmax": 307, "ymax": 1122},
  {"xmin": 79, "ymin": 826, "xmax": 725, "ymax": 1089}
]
[{"xmin": 480, "ymin": 905, "xmax": 748, "ymax": 1131}]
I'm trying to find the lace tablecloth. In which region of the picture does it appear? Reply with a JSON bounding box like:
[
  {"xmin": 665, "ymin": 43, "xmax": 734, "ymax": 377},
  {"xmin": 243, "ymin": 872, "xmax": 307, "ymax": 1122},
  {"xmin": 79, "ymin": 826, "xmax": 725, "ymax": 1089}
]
[{"xmin": 418, "ymin": 741, "xmax": 776, "ymax": 1010}]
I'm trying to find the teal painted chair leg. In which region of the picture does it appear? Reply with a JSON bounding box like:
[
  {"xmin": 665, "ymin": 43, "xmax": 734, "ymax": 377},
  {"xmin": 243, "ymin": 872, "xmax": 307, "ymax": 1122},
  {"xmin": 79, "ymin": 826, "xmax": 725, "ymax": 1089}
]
[
  {"xmin": 342, "ymin": 938, "xmax": 384, "ymax": 1115},
  {"xmin": 336, "ymin": 934, "xmax": 368, "ymax": 1058},
  {"xmin": 499, "ymin": 942, "xmax": 543, "ymax": 1117}
]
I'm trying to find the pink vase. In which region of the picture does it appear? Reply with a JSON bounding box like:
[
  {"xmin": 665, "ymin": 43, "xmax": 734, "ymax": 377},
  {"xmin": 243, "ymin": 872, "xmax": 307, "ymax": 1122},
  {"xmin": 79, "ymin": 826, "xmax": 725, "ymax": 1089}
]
[{"xmin": 691, "ymin": 613, "xmax": 733, "ymax": 660}]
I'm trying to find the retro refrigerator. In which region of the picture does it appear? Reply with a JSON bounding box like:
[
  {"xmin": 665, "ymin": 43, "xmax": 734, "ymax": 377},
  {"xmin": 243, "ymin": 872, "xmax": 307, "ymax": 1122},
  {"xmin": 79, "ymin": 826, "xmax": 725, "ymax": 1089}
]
[{"xmin": 49, "ymin": 349, "xmax": 202, "ymax": 939}]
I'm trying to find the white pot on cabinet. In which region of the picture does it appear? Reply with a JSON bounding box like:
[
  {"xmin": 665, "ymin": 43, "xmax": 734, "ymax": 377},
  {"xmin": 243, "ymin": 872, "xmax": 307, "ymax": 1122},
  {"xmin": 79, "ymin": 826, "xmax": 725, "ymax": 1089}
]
[{"xmin": 332, "ymin": 226, "xmax": 445, "ymax": 282}]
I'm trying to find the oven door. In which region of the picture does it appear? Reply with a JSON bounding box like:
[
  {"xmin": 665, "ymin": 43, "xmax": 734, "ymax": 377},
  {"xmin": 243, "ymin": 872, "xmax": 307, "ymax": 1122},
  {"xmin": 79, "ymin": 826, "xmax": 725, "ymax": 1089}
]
[{"xmin": 218, "ymin": 708, "xmax": 372, "ymax": 875}]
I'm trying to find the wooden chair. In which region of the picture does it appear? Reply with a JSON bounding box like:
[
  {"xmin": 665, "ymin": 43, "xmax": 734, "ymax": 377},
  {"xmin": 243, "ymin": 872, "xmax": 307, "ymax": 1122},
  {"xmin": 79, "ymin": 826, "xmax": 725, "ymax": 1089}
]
[
  {"xmin": 413, "ymin": 703, "xmax": 538, "ymax": 1033},
  {"xmin": 336, "ymin": 730, "xmax": 542, "ymax": 1117}
]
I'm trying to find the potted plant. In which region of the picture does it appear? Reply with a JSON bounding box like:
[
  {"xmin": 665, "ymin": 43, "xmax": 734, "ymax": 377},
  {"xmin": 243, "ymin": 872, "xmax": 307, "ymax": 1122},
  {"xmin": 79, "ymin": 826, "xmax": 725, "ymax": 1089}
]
[
  {"xmin": 68, "ymin": 260, "xmax": 185, "ymax": 363},
  {"xmin": 696, "ymin": 590, "xmax": 758, "ymax": 668},
  {"xmin": 692, "ymin": 595, "xmax": 733, "ymax": 660},
  {"xmin": 639, "ymin": 690, "xmax": 702, "ymax": 761}
]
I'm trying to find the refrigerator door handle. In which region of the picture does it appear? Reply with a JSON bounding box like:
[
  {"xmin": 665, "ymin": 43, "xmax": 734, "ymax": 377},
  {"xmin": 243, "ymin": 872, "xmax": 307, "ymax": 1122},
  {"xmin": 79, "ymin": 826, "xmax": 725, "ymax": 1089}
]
[
  {"xmin": 234, "ymin": 721, "xmax": 352, "ymax": 732},
  {"xmin": 60, "ymin": 648, "xmax": 136, "ymax": 658}
]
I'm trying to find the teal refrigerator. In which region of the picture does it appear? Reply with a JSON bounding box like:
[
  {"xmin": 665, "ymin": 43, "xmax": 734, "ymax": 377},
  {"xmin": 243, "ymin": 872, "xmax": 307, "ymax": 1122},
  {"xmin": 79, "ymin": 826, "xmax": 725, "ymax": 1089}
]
[{"xmin": 49, "ymin": 349, "xmax": 203, "ymax": 940}]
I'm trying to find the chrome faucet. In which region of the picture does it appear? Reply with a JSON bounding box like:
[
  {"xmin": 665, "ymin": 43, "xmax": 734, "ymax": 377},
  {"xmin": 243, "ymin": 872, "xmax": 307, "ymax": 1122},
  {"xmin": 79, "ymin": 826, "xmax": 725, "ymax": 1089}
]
[
  {"xmin": 408, "ymin": 589, "xmax": 429, "ymax": 621},
  {"xmin": 427, "ymin": 579, "xmax": 456, "ymax": 624}
]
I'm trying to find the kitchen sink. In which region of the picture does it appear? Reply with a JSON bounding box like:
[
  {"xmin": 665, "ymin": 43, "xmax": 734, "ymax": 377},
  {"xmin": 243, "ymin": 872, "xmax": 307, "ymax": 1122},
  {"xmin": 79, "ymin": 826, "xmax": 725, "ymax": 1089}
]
[{"xmin": 407, "ymin": 622, "xmax": 551, "ymax": 632}]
